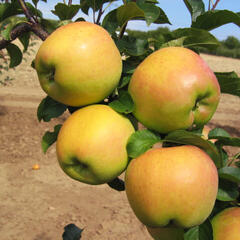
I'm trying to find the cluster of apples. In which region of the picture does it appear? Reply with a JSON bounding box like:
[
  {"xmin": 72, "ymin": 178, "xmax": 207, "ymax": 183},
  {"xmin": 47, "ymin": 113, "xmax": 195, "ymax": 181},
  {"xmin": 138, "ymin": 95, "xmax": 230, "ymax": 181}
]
[{"xmin": 35, "ymin": 22, "xmax": 240, "ymax": 240}]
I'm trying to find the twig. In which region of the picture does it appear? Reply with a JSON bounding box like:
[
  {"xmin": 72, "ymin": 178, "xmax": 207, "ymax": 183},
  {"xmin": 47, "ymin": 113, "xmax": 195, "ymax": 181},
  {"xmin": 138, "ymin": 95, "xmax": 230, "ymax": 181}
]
[
  {"xmin": 0, "ymin": 23, "xmax": 31, "ymax": 49},
  {"xmin": 119, "ymin": 22, "xmax": 128, "ymax": 39},
  {"xmin": 0, "ymin": 0, "xmax": 50, "ymax": 50},
  {"xmin": 96, "ymin": 5, "xmax": 103, "ymax": 25},
  {"xmin": 18, "ymin": 0, "xmax": 38, "ymax": 23},
  {"xmin": 211, "ymin": 0, "xmax": 221, "ymax": 10}
]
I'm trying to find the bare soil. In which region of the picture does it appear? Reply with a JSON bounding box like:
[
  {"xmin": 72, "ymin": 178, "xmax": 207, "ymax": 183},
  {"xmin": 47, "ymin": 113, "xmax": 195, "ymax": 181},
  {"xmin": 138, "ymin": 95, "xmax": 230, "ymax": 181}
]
[{"xmin": 0, "ymin": 40, "xmax": 240, "ymax": 240}]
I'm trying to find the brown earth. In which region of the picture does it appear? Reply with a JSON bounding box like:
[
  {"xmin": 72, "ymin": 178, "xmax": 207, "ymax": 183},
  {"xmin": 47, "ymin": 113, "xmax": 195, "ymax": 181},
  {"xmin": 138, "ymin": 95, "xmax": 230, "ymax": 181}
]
[{"xmin": 0, "ymin": 40, "xmax": 240, "ymax": 240}]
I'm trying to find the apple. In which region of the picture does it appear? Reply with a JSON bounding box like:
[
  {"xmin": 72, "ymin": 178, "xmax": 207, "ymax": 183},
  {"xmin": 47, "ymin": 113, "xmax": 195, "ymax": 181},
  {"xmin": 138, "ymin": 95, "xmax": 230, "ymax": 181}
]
[
  {"xmin": 128, "ymin": 47, "xmax": 220, "ymax": 133},
  {"xmin": 125, "ymin": 145, "xmax": 218, "ymax": 228},
  {"xmin": 211, "ymin": 207, "xmax": 240, "ymax": 240},
  {"xmin": 56, "ymin": 104, "xmax": 135, "ymax": 185},
  {"xmin": 146, "ymin": 225, "xmax": 184, "ymax": 240},
  {"xmin": 35, "ymin": 21, "xmax": 122, "ymax": 107}
]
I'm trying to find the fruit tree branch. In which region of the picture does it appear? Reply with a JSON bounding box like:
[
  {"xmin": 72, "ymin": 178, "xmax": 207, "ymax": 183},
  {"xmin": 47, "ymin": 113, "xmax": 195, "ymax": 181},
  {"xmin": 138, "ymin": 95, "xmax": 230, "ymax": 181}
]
[
  {"xmin": 0, "ymin": 0, "xmax": 50, "ymax": 50},
  {"xmin": 18, "ymin": 0, "xmax": 38, "ymax": 24},
  {"xmin": 0, "ymin": 23, "xmax": 31, "ymax": 49}
]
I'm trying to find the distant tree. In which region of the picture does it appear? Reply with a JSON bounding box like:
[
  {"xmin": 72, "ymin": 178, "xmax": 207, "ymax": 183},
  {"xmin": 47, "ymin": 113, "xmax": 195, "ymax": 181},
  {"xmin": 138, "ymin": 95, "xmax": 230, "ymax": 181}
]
[{"xmin": 223, "ymin": 36, "xmax": 240, "ymax": 49}]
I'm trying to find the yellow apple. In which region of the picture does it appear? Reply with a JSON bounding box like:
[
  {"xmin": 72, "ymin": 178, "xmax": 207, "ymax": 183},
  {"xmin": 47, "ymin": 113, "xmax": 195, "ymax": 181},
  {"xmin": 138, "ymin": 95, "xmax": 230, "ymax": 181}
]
[
  {"xmin": 125, "ymin": 145, "xmax": 218, "ymax": 228},
  {"xmin": 56, "ymin": 104, "xmax": 135, "ymax": 184},
  {"xmin": 128, "ymin": 47, "xmax": 220, "ymax": 133},
  {"xmin": 211, "ymin": 207, "xmax": 240, "ymax": 240},
  {"xmin": 146, "ymin": 225, "xmax": 184, "ymax": 240},
  {"xmin": 35, "ymin": 21, "xmax": 122, "ymax": 106}
]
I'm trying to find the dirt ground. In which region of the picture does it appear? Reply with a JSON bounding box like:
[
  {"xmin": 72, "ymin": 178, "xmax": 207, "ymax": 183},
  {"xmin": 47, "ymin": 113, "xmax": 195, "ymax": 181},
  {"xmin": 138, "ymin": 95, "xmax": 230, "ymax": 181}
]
[{"xmin": 0, "ymin": 40, "xmax": 240, "ymax": 240}]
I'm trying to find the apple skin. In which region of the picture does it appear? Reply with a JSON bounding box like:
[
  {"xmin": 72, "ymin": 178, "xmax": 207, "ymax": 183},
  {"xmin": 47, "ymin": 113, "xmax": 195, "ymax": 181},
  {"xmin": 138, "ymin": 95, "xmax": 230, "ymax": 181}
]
[
  {"xmin": 146, "ymin": 225, "xmax": 184, "ymax": 240},
  {"xmin": 211, "ymin": 207, "xmax": 240, "ymax": 240},
  {"xmin": 56, "ymin": 104, "xmax": 135, "ymax": 184},
  {"xmin": 128, "ymin": 47, "xmax": 220, "ymax": 133},
  {"xmin": 35, "ymin": 22, "xmax": 122, "ymax": 107},
  {"xmin": 125, "ymin": 145, "xmax": 218, "ymax": 228}
]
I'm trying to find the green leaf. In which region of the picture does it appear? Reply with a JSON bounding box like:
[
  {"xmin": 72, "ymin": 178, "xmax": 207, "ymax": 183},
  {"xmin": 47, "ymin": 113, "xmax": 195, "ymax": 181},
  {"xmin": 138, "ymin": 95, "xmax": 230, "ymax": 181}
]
[
  {"xmin": 183, "ymin": 0, "xmax": 205, "ymax": 22},
  {"xmin": 192, "ymin": 10, "xmax": 240, "ymax": 31},
  {"xmin": 42, "ymin": 124, "xmax": 62, "ymax": 154},
  {"xmin": 184, "ymin": 220, "xmax": 213, "ymax": 240},
  {"xmin": 208, "ymin": 128, "xmax": 230, "ymax": 138},
  {"xmin": 109, "ymin": 90, "xmax": 134, "ymax": 114},
  {"xmin": 37, "ymin": 96, "xmax": 67, "ymax": 122},
  {"xmin": 116, "ymin": 2, "xmax": 170, "ymax": 28},
  {"xmin": 184, "ymin": 226, "xmax": 199, "ymax": 240},
  {"xmin": 117, "ymin": 36, "xmax": 149, "ymax": 56},
  {"xmin": 62, "ymin": 223, "xmax": 83, "ymax": 240},
  {"xmin": 122, "ymin": 59, "xmax": 138, "ymax": 74},
  {"xmin": 51, "ymin": 3, "xmax": 81, "ymax": 20},
  {"xmin": 218, "ymin": 147, "xmax": 228, "ymax": 167},
  {"xmin": 40, "ymin": 18, "xmax": 60, "ymax": 33},
  {"xmin": 117, "ymin": 2, "xmax": 144, "ymax": 27},
  {"xmin": 118, "ymin": 75, "xmax": 131, "ymax": 89},
  {"xmin": 160, "ymin": 37, "xmax": 187, "ymax": 48},
  {"xmin": 136, "ymin": 2, "xmax": 161, "ymax": 26},
  {"xmin": 0, "ymin": 16, "xmax": 27, "ymax": 40},
  {"xmin": 127, "ymin": 129, "xmax": 161, "ymax": 159},
  {"xmin": 157, "ymin": 28, "xmax": 219, "ymax": 50},
  {"xmin": 80, "ymin": 0, "xmax": 111, "ymax": 15},
  {"xmin": 6, "ymin": 43, "xmax": 22, "ymax": 68},
  {"xmin": 0, "ymin": 1, "xmax": 22, "ymax": 22},
  {"xmin": 218, "ymin": 167, "xmax": 240, "ymax": 183},
  {"xmin": 215, "ymin": 71, "xmax": 240, "ymax": 97},
  {"xmin": 18, "ymin": 32, "xmax": 30, "ymax": 52},
  {"xmin": 217, "ymin": 179, "xmax": 239, "ymax": 201},
  {"xmin": 208, "ymin": 128, "xmax": 240, "ymax": 147},
  {"xmin": 164, "ymin": 130, "xmax": 221, "ymax": 168},
  {"xmin": 102, "ymin": 9, "xmax": 118, "ymax": 34},
  {"xmin": 199, "ymin": 220, "xmax": 213, "ymax": 240},
  {"xmin": 173, "ymin": 28, "xmax": 219, "ymax": 50}
]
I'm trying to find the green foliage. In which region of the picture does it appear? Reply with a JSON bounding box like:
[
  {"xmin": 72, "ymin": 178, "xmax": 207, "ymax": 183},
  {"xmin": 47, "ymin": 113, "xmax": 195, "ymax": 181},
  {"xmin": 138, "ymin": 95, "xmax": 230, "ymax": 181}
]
[
  {"xmin": 42, "ymin": 124, "xmax": 62, "ymax": 153},
  {"xmin": 109, "ymin": 90, "xmax": 134, "ymax": 114},
  {"xmin": 184, "ymin": 219, "xmax": 213, "ymax": 240},
  {"xmin": 183, "ymin": 0, "xmax": 205, "ymax": 22},
  {"xmin": 6, "ymin": 43, "xmax": 22, "ymax": 68},
  {"xmin": 217, "ymin": 179, "xmax": 239, "ymax": 201},
  {"xmin": 37, "ymin": 96, "xmax": 67, "ymax": 122},
  {"xmin": 164, "ymin": 130, "xmax": 222, "ymax": 168},
  {"xmin": 1, "ymin": 1, "xmax": 240, "ymax": 239},
  {"xmin": 51, "ymin": 3, "xmax": 81, "ymax": 20},
  {"xmin": 215, "ymin": 72, "xmax": 240, "ymax": 97},
  {"xmin": 127, "ymin": 129, "xmax": 161, "ymax": 158}
]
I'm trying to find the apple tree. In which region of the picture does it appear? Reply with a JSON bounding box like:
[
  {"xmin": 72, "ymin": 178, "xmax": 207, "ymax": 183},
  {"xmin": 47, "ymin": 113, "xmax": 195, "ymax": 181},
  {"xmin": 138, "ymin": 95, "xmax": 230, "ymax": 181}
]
[{"xmin": 1, "ymin": 0, "xmax": 240, "ymax": 239}]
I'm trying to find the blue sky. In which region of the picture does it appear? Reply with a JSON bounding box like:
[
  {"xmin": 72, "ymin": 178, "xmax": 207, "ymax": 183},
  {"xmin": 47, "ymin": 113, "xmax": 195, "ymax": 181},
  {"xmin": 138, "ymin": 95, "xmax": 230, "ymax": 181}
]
[{"xmin": 33, "ymin": 0, "xmax": 240, "ymax": 40}]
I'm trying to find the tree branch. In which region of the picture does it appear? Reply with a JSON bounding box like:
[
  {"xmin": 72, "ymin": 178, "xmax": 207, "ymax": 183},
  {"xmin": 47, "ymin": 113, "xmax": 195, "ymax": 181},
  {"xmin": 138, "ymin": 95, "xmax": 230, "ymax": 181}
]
[
  {"xmin": 18, "ymin": 0, "xmax": 38, "ymax": 23},
  {"xmin": 119, "ymin": 22, "xmax": 128, "ymax": 39},
  {"xmin": 96, "ymin": 5, "xmax": 103, "ymax": 25},
  {"xmin": 0, "ymin": 23, "xmax": 31, "ymax": 49},
  {"xmin": 0, "ymin": 22, "xmax": 49, "ymax": 50},
  {"xmin": 211, "ymin": 0, "xmax": 221, "ymax": 10}
]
